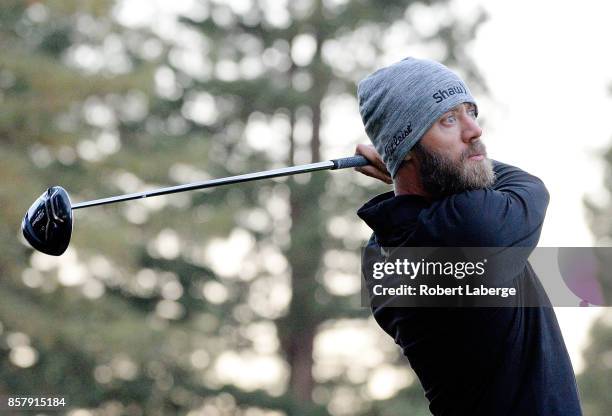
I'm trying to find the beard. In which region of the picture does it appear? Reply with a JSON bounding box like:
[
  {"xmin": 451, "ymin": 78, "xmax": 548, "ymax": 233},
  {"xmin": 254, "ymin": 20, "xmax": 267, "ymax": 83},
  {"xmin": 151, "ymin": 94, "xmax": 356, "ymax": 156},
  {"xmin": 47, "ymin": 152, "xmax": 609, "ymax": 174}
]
[{"xmin": 412, "ymin": 140, "xmax": 495, "ymax": 199}]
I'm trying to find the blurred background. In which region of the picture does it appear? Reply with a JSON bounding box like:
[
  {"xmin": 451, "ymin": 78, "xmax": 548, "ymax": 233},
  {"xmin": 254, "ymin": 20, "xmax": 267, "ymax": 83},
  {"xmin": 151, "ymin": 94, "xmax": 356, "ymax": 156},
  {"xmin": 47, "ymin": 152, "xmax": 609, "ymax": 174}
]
[{"xmin": 1, "ymin": 0, "xmax": 611, "ymax": 415}]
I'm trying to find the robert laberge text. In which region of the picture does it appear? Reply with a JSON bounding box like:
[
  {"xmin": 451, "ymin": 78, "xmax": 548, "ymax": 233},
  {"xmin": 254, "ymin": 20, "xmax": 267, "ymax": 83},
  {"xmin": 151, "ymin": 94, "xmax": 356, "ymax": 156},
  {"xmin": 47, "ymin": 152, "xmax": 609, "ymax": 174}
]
[{"xmin": 373, "ymin": 284, "xmax": 517, "ymax": 298}]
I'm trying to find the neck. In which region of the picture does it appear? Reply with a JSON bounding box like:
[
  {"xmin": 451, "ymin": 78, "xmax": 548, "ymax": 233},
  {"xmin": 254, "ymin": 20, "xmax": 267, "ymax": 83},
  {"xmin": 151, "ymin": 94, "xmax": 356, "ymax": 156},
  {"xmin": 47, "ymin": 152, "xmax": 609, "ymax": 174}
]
[
  {"xmin": 393, "ymin": 160, "xmax": 431, "ymax": 199},
  {"xmin": 394, "ymin": 182, "xmax": 423, "ymax": 197}
]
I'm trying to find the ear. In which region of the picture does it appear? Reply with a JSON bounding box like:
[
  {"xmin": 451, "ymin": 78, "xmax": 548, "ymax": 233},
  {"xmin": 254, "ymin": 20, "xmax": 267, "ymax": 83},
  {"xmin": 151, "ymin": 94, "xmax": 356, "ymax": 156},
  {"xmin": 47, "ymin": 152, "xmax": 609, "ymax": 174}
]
[
  {"xmin": 401, "ymin": 152, "xmax": 415, "ymax": 165},
  {"xmin": 395, "ymin": 152, "xmax": 417, "ymax": 176}
]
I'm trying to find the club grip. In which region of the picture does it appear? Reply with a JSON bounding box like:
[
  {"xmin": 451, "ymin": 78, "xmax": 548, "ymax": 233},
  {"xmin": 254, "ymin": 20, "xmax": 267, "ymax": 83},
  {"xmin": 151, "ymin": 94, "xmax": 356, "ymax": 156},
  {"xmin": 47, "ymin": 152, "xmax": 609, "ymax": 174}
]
[{"xmin": 331, "ymin": 155, "xmax": 370, "ymax": 170}]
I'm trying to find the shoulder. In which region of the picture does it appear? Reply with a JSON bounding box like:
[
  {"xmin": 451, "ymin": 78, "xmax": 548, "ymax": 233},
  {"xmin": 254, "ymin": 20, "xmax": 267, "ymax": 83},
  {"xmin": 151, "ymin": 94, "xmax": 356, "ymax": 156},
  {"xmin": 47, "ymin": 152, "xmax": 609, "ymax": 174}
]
[{"xmin": 418, "ymin": 161, "xmax": 550, "ymax": 246}]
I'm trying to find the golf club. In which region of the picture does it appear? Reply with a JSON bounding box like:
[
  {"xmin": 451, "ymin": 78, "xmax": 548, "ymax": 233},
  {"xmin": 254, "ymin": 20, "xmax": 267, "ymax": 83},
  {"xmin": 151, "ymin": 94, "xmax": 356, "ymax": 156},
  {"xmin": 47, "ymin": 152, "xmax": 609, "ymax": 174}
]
[{"xmin": 22, "ymin": 155, "xmax": 370, "ymax": 256}]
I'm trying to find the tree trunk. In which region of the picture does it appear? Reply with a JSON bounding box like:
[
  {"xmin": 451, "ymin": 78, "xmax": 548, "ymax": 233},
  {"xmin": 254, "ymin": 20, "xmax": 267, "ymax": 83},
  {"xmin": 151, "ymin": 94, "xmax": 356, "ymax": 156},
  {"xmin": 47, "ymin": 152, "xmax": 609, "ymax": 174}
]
[{"xmin": 281, "ymin": 3, "xmax": 327, "ymax": 405}]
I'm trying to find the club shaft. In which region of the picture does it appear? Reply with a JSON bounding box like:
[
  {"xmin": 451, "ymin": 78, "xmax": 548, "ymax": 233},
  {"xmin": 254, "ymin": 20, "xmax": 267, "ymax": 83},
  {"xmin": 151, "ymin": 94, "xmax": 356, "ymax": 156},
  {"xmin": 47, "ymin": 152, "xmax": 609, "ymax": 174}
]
[{"xmin": 72, "ymin": 156, "xmax": 368, "ymax": 210}]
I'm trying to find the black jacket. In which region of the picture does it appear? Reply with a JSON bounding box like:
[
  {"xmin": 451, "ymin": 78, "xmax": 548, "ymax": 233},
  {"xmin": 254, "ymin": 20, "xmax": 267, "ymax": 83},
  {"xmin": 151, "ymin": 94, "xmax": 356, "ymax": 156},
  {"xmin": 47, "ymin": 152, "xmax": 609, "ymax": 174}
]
[{"xmin": 357, "ymin": 161, "xmax": 582, "ymax": 416}]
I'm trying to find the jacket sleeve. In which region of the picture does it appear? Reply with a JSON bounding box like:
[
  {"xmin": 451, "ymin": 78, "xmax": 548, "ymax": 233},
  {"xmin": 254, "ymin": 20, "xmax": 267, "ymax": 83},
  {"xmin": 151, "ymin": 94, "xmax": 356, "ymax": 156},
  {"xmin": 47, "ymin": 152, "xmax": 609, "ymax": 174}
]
[{"xmin": 417, "ymin": 160, "xmax": 550, "ymax": 247}]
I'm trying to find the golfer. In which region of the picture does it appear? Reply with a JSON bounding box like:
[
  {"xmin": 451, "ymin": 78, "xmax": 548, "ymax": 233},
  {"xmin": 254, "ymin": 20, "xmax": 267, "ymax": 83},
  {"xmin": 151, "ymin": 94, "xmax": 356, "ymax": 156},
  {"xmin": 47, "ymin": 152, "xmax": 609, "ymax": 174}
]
[{"xmin": 354, "ymin": 57, "xmax": 582, "ymax": 415}]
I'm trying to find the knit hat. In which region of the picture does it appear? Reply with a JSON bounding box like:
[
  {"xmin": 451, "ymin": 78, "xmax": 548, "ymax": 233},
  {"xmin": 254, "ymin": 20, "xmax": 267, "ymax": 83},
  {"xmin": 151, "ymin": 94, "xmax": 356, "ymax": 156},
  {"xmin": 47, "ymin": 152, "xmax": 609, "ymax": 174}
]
[{"xmin": 357, "ymin": 57, "xmax": 477, "ymax": 177}]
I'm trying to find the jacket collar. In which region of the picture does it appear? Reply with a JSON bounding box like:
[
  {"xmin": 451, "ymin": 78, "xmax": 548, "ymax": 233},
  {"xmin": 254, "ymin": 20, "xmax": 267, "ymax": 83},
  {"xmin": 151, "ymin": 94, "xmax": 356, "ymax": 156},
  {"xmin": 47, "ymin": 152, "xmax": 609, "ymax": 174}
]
[{"xmin": 357, "ymin": 191, "xmax": 430, "ymax": 246}]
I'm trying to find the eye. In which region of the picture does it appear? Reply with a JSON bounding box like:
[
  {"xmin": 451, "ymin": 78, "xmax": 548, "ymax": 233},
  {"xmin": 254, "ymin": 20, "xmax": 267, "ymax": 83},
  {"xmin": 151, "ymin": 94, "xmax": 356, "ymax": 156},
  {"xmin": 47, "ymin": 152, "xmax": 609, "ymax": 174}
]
[
  {"xmin": 466, "ymin": 104, "xmax": 478, "ymax": 119},
  {"xmin": 443, "ymin": 114, "xmax": 456, "ymax": 124}
]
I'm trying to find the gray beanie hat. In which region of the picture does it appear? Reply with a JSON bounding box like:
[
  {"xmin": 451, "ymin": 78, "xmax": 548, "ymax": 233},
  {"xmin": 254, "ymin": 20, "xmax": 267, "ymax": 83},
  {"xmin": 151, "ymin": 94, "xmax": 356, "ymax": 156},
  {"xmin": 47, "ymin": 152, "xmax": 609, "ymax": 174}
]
[{"xmin": 357, "ymin": 57, "xmax": 477, "ymax": 177}]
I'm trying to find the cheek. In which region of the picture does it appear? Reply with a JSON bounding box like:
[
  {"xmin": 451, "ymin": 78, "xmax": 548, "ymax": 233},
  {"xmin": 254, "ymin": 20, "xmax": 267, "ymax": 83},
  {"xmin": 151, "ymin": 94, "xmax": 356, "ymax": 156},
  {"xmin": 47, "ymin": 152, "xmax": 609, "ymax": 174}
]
[{"xmin": 421, "ymin": 126, "xmax": 464, "ymax": 158}]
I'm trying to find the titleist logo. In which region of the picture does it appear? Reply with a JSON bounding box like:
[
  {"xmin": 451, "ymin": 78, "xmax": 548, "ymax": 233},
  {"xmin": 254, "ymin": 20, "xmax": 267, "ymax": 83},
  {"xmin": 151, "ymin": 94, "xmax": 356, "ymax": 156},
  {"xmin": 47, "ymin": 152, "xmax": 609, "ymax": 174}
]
[{"xmin": 385, "ymin": 123, "xmax": 412, "ymax": 157}]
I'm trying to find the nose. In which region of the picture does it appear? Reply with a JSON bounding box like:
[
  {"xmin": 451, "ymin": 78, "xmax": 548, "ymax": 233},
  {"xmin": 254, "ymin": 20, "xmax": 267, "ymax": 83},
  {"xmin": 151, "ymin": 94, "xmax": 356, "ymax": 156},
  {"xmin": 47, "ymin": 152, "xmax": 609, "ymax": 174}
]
[{"xmin": 461, "ymin": 114, "xmax": 482, "ymax": 144}]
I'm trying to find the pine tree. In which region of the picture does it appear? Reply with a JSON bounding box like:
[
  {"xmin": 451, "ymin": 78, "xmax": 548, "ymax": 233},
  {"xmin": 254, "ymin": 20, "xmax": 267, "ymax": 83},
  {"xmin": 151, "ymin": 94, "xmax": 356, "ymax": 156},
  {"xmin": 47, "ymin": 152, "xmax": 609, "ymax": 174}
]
[
  {"xmin": 579, "ymin": 141, "xmax": 612, "ymax": 415},
  {"xmin": 0, "ymin": 1, "xmax": 486, "ymax": 414}
]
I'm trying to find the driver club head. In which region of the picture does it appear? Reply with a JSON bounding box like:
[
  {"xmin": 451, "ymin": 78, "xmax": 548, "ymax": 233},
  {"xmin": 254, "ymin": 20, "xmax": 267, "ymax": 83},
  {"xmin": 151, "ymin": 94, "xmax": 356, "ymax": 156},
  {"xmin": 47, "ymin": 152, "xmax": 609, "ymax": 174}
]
[{"xmin": 21, "ymin": 186, "xmax": 73, "ymax": 256}]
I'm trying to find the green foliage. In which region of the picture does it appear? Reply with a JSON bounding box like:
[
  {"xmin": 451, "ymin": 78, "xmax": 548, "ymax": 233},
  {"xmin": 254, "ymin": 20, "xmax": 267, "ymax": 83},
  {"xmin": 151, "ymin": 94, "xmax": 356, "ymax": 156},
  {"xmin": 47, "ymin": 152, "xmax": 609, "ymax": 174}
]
[
  {"xmin": 0, "ymin": 0, "xmax": 487, "ymax": 414},
  {"xmin": 580, "ymin": 124, "xmax": 612, "ymax": 415},
  {"xmin": 577, "ymin": 313, "xmax": 612, "ymax": 416}
]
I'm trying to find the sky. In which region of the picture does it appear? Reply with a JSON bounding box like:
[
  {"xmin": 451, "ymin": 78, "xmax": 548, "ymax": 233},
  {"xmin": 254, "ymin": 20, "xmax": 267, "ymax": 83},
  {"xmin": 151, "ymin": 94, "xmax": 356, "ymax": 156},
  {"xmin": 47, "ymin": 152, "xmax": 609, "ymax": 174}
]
[{"xmin": 472, "ymin": 1, "xmax": 612, "ymax": 247}]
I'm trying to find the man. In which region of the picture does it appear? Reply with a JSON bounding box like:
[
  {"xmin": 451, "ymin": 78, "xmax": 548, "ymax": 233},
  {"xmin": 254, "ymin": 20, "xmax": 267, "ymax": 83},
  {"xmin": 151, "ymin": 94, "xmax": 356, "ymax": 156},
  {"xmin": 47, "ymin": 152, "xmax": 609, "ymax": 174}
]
[{"xmin": 354, "ymin": 57, "xmax": 582, "ymax": 415}]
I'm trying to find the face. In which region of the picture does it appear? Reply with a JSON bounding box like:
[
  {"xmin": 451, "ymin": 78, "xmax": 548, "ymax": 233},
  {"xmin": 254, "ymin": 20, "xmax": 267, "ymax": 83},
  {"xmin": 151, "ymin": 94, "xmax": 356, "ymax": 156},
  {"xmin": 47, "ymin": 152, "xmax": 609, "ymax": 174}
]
[{"xmin": 412, "ymin": 102, "xmax": 495, "ymax": 198}]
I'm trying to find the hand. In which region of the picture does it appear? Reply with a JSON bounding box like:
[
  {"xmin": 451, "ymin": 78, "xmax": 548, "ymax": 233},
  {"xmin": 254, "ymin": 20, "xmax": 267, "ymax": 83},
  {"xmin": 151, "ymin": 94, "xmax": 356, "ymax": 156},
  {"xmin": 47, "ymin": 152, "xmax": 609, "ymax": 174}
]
[{"xmin": 354, "ymin": 143, "xmax": 392, "ymax": 184}]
